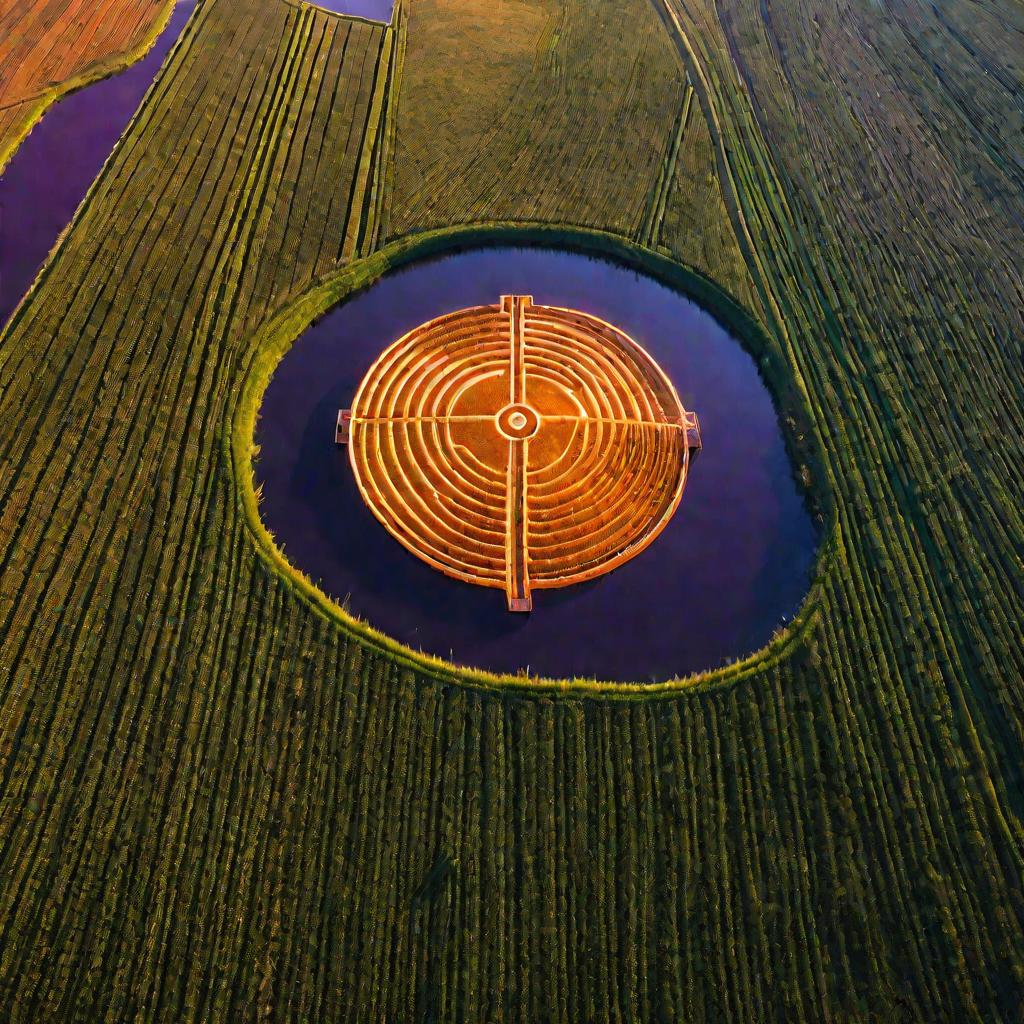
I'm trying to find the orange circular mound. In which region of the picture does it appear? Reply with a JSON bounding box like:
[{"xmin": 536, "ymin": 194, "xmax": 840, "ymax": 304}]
[{"xmin": 343, "ymin": 295, "xmax": 701, "ymax": 611}]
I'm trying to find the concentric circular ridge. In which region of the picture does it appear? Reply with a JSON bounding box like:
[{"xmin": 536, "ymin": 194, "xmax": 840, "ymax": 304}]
[{"xmin": 341, "ymin": 295, "xmax": 701, "ymax": 610}]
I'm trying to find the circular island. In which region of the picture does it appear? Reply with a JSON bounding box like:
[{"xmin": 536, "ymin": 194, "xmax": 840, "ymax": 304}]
[
  {"xmin": 253, "ymin": 245, "xmax": 817, "ymax": 682},
  {"xmin": 338, "ymin": 295, "xmax": 702, "ymax": 611}
]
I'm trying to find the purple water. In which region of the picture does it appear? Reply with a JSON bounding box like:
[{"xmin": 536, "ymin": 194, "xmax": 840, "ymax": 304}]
[
  {"xmin": 256, "ymin": 247, "xmax": 818, "ymax": 682},
  {"xmin": 313, "ymin": 0, "xmax": 394, "ymax": 18},
  {"xmin": 0, "ymin": 0, "xmax": 394, "ymax": 329}
]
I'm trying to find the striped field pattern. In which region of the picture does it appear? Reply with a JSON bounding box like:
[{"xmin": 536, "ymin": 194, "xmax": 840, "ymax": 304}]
[{"xmin": 0, "ymin": 0, "xmax": 1022, "ymax": 1020}]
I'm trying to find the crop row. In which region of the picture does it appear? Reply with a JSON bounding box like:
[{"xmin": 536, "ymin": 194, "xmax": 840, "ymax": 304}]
[
  {"xmin": 0, "ymin": 0, "xmax": 400, "ymax": 1017},
  {"xmin": 0, "ymin": 0, "xmax": 1021, "ymax": 1019},
  {"xmin": 655, "ymin": 0, "xmax": 1024, "ymax": 1016}
]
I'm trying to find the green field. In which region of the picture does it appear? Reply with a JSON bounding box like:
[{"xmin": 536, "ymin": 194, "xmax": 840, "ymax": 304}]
[{"xmin": 0, "ymin": 0, "xmax": 1022, "ymax": 1019}]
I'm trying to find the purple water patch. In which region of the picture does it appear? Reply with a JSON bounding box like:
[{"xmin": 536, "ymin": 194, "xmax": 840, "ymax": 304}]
[
  {"xmin": 310, "ymin": 0, "xmax": 394, "ymax": 19},
  {"xmin": 255, "ymin": 247, "xmax": 818, "ymax": 683}
]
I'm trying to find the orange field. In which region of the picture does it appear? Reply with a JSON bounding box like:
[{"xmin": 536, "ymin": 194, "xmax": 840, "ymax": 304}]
[{"xmin": 0, "ymin": 0, "xmax": 174, "ymax": 170}]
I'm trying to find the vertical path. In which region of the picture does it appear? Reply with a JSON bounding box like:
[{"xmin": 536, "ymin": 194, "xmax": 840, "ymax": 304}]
[{"xmin": 504, "ymin": 294, "xmax": 531, "ymax": 611}]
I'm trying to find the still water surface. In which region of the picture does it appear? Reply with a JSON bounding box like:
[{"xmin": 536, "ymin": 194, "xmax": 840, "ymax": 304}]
[{"xmin": 256, "ymin": 247, "xmax": 818, "ymax": 682}]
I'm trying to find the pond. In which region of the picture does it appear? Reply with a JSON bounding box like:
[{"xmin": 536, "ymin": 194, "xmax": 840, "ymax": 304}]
[{"xmin": 255, "ymin": 246, "xmax": 818, "ymax": 683}]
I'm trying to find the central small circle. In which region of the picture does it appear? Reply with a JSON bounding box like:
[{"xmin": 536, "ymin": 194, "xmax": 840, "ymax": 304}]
[{"xmin": 496, "ymin": 403, "xmax": 540, "ymax": 440}]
